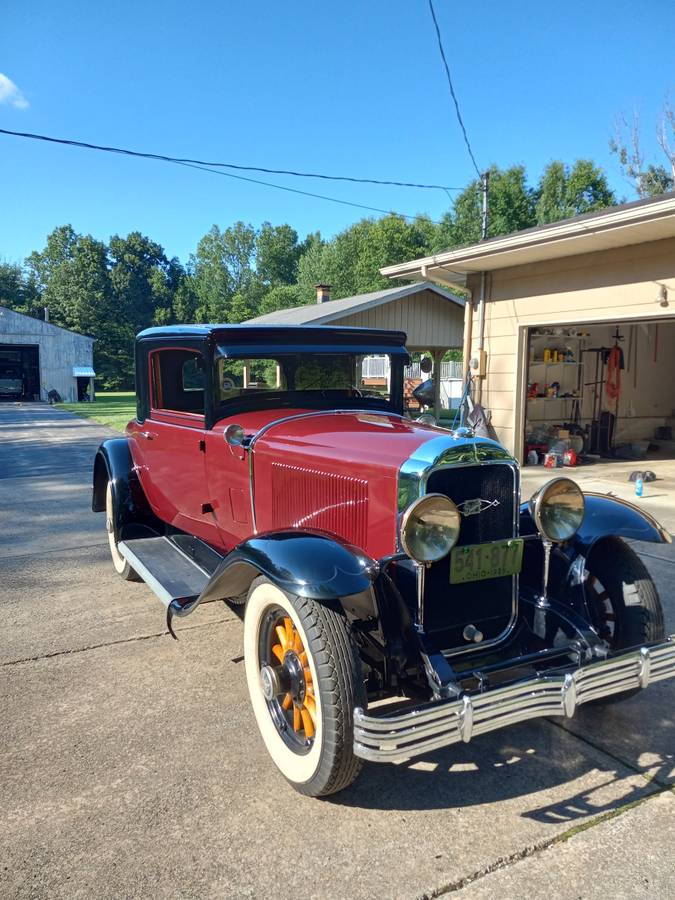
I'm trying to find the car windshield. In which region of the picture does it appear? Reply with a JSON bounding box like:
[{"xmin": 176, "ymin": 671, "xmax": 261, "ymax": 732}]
[{"xmin": 215, "ymin": 352, "xmax": 399, "ymax": 415}]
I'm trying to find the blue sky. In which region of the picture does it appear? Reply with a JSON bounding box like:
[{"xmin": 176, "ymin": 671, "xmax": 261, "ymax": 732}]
[{"xmin": 2, "ymin": 0, "xmax": 674, "ymax": 265}]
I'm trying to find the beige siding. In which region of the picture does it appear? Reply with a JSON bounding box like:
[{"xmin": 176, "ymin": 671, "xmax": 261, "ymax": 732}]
[
  {"xmin": 337, "ymin": 289, "xmax": 464, "ymax": 349},
  {"xmin": 466, "ymin": 236, "xmax": 675, "ymax": 459}
]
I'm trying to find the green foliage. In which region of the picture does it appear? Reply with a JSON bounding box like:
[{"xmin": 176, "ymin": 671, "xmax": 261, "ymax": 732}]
[
  {"xmin": 536, "ymin": 160, "xmax": 615, "ymax": 224},
  {"xmin": 7, "ymin": 156, "xmax": 620, "ymax": 391}
]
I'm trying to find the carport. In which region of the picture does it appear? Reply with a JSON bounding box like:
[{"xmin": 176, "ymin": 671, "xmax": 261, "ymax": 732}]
[{"xmin": 248, "ymin": 281, "xmax": 465, "ymax": 419}]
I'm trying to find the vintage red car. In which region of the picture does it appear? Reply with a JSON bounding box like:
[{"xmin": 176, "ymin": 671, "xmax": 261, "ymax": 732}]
[{"xmin": 93, "ymin": 324, "xmax": 675, "ymax": 797}]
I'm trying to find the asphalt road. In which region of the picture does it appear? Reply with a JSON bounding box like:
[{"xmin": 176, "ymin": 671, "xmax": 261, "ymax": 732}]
[{"xmin": 1, "ymin": 404, "xmax": 674, "ymax": 899}]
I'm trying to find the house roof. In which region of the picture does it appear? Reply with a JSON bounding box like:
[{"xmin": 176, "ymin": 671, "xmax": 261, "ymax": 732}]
[
  {"xmin": 245, "ymin": 281, "xmax": 464, "ymax": 325},
  {"xmin": 380, "ymin": 192, "xmax": 675, "ymax": 288}
]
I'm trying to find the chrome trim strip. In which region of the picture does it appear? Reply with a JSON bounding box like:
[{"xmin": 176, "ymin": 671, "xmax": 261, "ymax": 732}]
[
  {"xmin": 246, "ymin": 408, "xmax": 407, "ymax": 533},
  {"xmin": 353, "ymin": 638, "xmax": 675, "ymax": 763}
]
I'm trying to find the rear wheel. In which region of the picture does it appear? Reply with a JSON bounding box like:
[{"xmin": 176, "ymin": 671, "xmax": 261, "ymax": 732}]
[
  {"xmin": 105, "ymin": 482, "xmax": 140, "ymax": 581},
  {"xmin": 586, "ymin": 536, "xmax": 665, "ymax": 702},
  {"xmin": 243, "ymin": 577, "xmax": 364, "ymax": 797}
]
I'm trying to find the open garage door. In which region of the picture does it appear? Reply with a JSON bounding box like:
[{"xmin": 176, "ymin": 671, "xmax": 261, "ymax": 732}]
[
  {"xmin": 0, "ymin": 345, "xmax": 40, "ymax": 401},
  {"xmin": 523, "ymin": 319, "xmax": 675, "ymax": 468}
]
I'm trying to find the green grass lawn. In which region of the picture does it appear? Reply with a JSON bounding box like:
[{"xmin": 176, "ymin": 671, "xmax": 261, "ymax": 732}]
[{"xmin": 59, "ymin": 392, "xmax": 136, "ymax": 432}]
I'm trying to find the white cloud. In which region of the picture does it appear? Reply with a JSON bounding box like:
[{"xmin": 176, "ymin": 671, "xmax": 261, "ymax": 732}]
[{"xmin": 0, "ymin": 73, "xmax": 29, "ymax": 110}]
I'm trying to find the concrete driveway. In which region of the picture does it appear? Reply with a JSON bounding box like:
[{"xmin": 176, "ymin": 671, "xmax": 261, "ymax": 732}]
[{"xmin": 1, "ymin": 403, "xmax": 674, "ymax": 899}]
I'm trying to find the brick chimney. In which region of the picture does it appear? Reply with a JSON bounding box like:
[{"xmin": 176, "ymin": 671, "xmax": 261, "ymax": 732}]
[{"xmin": 315, "ymin": 283, "xmax": 331, "ymax": 304}]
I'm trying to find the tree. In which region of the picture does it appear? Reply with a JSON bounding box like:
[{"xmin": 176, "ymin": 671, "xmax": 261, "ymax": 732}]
[
  {"xmin": 191, "ymin": 222, "xmax": 257, "ymax": 321},
  {"xmin": 536, "ymin": 160, "xmax": 616, "ymax": 224},
  {"xmin": 0, "ymin": 262, "xmax": 40, "ymax": 316},
  {"xmin": 108, "ymin": 231, "xmax": 171, "ymax": 335},
  {"xmin": 610, "ymin": 106, "xmax": 675, "ymax": 198},
  {"xmin": 296, "ymin": 215, "xmax": 435, "ymax": 301},
  {"xmin": 447, "ymin": 165, "xmax": 537, "ymax": 247},
  {"xmin": 256, "ymin": 222, "xmax": 305, "ymax": 286},
  {"xmin": 258, "ymin": 284, "xmax": 305, "ymax": 316}
]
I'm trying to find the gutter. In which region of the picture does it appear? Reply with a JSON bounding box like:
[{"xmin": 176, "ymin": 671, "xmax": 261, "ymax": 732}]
[{"xmin": 380, "ymin": 195, "xmax": 675, "ymax": 283}]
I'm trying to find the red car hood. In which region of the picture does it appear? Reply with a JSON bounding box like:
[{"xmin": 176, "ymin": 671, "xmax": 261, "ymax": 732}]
[{"xmin": 248, "ymin": 409, "xmax": 443, "ymax": 472}]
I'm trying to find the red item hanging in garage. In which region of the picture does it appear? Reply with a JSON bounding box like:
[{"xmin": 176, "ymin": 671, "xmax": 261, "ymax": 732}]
[{"xmin": 605, "ymin": 345, "xmax": 622, "ymax": 401}]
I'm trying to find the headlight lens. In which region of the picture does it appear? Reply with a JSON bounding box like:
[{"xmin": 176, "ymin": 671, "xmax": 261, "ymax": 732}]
[
  {"xmin": 530, "ymin": 477, "xmax": 585, "ymax": 542},
  {"xmin": 400, "ymin": 493, "xmax": 461, "ymax": 563}
]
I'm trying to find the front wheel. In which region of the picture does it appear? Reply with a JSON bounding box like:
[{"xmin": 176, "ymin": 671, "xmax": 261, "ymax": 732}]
[
  {"xmin": 586, "ymin": 536, "xmax": 665, "ymax": 703},
  {"xmin": 244, "ymin": 577, "xmax": 364, "ymax": 797}
]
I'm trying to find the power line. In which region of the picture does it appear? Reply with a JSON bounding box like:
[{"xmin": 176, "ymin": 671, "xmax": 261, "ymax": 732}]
[
  {"xmin": 172, "ymin": 159, "xmax": 445, "ymax": 223},
  {"xmin": 0, "ymin": 127, "xmax": 465, "ymax": 192},
  {"xmin": 427, "ymin": 0, "xmax": 482, "ymax": 178}
]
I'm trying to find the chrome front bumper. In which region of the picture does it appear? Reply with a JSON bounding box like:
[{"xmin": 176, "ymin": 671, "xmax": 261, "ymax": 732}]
[{"xmin": 353, "ymin": 638, "xmax": 675, "ymax": 763}]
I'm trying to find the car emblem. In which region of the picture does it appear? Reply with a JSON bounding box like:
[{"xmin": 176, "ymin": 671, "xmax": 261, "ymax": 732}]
[{"xmin": 457, "ymin": 498, "xmax": 501, "ymax": 517}]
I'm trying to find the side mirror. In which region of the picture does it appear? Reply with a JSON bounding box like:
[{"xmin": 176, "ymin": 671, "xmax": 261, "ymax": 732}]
[{"xmin": 224, "ymin": 423, "xmax": 246, "ymax": 447}]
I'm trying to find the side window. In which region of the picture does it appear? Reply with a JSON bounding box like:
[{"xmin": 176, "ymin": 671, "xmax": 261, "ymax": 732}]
[
  {"xmin": 151, "ymin": 348, "xmax": 205, "ymax": 414},
  {"xmin": 182, "ymin": 357, "xmax": 205, "ymax": 391}
]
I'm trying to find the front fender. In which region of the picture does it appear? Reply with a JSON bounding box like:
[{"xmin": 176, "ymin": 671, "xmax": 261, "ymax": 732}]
[
  {"xmin": 520, "ymin": 491, "xmax": 671, "ymax": 555},
  {"xmin": 170, "ymin": 531, "xmax": 380, "ymax": 625}
]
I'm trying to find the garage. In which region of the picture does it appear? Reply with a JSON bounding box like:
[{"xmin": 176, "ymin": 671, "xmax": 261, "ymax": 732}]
[
  {"xmin": 0, "ymin": 305, "xmax": 94, "ymax": 403},
  {"xmin": 381, "ymin": 192, "xmax": 675, "ymax": 466},
  {"xmin": 0, "ymin": 344, "xmax": 40, "ymax": 401},
  {"xmin": 523, "ymin": 318, "xmax": 675, "ymax": 466}
]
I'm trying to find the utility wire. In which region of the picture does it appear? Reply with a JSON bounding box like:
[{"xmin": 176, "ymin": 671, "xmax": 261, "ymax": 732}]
[
  {"xmin": 172, "ymin": 159, "xmax": 444, "ymax": 223},
  {"xmin": 0, "ymin": 127, "xmax": 465, "ymax": 192},
  {"xmin": 427, "ymin": 0, "xmax": 482, "ymax": 178}
]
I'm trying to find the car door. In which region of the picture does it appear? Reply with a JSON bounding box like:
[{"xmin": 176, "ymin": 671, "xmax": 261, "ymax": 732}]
[{"xmin": 129, "ymin": 344, "xmax": 220, "ymax": 544}]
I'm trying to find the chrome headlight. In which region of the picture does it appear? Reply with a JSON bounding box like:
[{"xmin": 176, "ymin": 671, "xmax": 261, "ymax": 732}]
[
  {"xmin": 530, "ymin": 477, "xmax": 585, "ymax": 543},
  {"xmin": 400, "ymin": 493, "xmax": 461, "ymax": 563}
]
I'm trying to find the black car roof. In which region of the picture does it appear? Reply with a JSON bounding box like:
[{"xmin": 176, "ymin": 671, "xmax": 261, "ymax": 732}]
[{"xmin": 136, "ymin": 323, "xmax": 409, "ymax": 355}]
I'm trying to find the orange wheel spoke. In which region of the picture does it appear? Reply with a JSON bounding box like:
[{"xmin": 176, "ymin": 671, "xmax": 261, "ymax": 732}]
[
  {"xmin": 304, "ymin": 694, "xmax": 317, "ymax": 724},
  {"xmin": 299, "ymin": 651, "xmax": 308, "ymax": 666},
  {"xmin": 293, "ymin": 704, "xmax": 302, "ymax": 732},
  {"xmin": 282, "ymin": 693, "xmax": 293, "ymax": 710},
  {"xmin": 271, "ymin": 644, "xmax": 285, "ymax": 664},
  {"xmin": 293, "ymin": 631, "xmax": 303, "ymax": 653},
  {"xmin": 275, "ymin": 625, "xmax": 288, "ymax": 651},
  {"xmin": 284, "ymin": 617, "xmax": 294, "ymax": 644},
  {"xmin": 300, "ymin": 707, "xmax": 315, "ymax": 738},
  {"xmin": 303, "ymin": 666, "xmax": 312, "ymax": 683}
]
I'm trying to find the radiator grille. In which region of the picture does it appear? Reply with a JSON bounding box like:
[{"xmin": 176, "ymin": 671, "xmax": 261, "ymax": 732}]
[
  {"xmin": 271, "ymin": 462, "xmax": 368, "ymax": 548},
  {"xmin": 423, "ymin": 463, "xmax": 517, "ymax": 644}
]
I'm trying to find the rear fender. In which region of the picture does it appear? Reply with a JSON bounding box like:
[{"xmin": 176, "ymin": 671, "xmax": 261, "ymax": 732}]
[{"xmin": 92, "ymin": 438, "xmax": 161, "ymax": 540}]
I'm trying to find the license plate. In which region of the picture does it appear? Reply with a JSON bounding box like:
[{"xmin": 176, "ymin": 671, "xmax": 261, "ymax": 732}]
[{"xmin": 450, "ymin": 538, "xmax": 524, "ymax": 584}]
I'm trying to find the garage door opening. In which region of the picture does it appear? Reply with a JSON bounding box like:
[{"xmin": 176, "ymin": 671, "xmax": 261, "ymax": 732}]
[
  {"xmin": 523, "ymin": 319, "xmax": 675, "ymax": 469},
  {"xmin": 0, "ymin": 345, "xmax": 40, "ymax": 402}
]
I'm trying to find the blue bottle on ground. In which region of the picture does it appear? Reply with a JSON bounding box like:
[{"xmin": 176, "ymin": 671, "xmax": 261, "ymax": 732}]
[{"xmin": 635, "ymin": 474, "xmax": 644, "ymax": 497}]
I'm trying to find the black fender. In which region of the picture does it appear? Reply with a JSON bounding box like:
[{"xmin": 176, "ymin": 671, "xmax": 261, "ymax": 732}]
[
  {"xmin": 92, "ymin": 438, "xmax": 162, "ymax": 541},
  {"xmin": 168, "ymin": 531, "xmax": 380, "ymax": 629},
  {"xmin": 520, "ymin": 492, "xmax": 671, "ymax": 554}
]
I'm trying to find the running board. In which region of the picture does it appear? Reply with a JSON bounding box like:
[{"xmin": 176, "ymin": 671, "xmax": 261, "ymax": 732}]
[{"xmin": 118, "ymin": 536, "xmax": 212, "ymax": 608}]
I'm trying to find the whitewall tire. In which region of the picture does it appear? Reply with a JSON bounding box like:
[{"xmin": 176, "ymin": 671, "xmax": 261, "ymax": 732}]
[
  {"xmin": 244, "ymin": 577, "xmax": 364, "ymax": 797},
  {"xmin": 105, "ymin": 481, "xmax": 140, "ymax": 581}
]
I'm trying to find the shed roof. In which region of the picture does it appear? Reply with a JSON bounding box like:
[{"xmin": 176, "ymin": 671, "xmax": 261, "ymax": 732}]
[
  {"xmin": 380, "ymin": 192, "xmax": 675, "ymax": 288},
  {"xmin": 0, "ymin": 306, "xmax": 94, "ymax": 343},
  {"xmin": 246, "ymin": 281, "xmax": 463, "ymax": 325}
]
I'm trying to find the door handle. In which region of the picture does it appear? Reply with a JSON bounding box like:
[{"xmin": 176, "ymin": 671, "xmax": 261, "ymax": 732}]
[{"xmin": 139, "ymin": 430, "xmax": 158, "ymax": 440}]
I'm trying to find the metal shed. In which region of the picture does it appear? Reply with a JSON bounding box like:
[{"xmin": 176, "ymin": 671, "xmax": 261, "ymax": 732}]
[
  {"xmin": 0, "ymin": 306, "xmax": 95, "ymax": 403},
  {"xmin": 247, "ymin": 282, "xmax": 465, "ymax": 417}
]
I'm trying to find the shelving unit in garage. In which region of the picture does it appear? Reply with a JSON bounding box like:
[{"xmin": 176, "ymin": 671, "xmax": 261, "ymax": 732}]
[{"xmin": 525, "ymin": 332, "xmax": 585, "ymax": 431}]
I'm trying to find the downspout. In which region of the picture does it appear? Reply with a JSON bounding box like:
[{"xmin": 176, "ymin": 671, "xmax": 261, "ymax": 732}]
[{"xmin": 476, "ymin": 171, "xmax": 489, "ymax": 404}]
